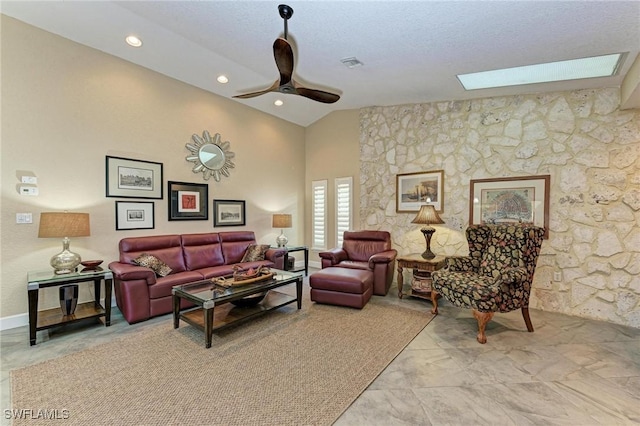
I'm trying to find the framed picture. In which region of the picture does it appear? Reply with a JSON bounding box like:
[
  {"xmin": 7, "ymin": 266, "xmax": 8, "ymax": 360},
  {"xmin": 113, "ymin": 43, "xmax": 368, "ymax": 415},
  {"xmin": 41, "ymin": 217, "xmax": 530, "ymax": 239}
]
[
  {"xmin": 396, "ymin": 170, "xmax": 444, "ymax": 213},
  {"xmin": 168, "ymin": 181, "xmax": 208, "ymax": 221},
  {"xmin": 106, "ymin": 156, "xmax": 163, "ymax": 199},
  {"xmin": 469, "ymin": 174, "xmax": 550, "ymax": 238},
  {"xmin": 115, "ymin": 201, "xmax": 155, "ymax": 230},
  {"xmin": 213, "ymin": 199, "xmax": 246, "ymax": 227}
]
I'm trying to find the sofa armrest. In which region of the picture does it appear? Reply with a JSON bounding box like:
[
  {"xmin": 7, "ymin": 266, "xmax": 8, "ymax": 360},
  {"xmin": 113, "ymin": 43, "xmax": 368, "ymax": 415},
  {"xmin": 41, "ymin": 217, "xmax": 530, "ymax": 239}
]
[
  {"xmin": 108, "ymin": 262, "xmax": 157, "ymax": 285},
  {"xmin": 265, "ymin": 248, "xmax": 286, "ymax": 262},
  {"xmin": 446, "ymin": 256, "xmax": 478, "ymax": 273},
  {"xmin": 368, "ymin": 249, "xmax": 397, "ymax": 266},
  {"xmin": 318, "ymin": 248, "xmax": 348, "ymax": 266}
]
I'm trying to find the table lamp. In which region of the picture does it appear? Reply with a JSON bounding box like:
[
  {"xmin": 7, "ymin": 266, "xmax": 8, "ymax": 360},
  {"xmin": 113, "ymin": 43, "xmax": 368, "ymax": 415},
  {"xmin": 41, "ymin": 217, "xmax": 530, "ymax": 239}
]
[
  {"xmin": 411, "ymin": 205, "xmax": 444, "ymax": 259},
  {"xmin": 38, "ymin": 212, "xmax": 90, "ymax": 274},
  {"xmin": 272, "ymin": 213, "xmax": 292, "ymax": 247}
]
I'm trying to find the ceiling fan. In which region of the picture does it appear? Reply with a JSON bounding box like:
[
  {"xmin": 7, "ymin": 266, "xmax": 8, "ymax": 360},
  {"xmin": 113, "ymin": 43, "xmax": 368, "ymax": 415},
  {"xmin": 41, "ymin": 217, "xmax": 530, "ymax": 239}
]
[{"xmin": 233, "ymin": 4, "xmax": 340, "ymax": 104}]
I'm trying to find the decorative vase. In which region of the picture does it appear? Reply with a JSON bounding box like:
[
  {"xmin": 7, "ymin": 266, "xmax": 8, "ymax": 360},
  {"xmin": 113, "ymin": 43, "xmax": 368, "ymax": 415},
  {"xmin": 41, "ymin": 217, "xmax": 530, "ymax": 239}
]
[{"xmin": 59, "ymin": 284, "xmax": 78, "ymax": 315}]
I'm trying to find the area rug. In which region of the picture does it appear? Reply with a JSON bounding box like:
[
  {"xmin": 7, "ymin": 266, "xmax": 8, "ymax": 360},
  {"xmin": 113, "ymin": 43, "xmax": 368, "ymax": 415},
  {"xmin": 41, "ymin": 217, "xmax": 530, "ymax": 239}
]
[{"xmin": 11, "ymin": 295, "xmax": 434, "ymax": 425}]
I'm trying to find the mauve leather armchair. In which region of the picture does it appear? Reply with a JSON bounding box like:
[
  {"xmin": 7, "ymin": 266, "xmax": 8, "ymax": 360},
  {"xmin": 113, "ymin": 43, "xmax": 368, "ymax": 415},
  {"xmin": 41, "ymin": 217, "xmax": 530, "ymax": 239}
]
[{"xmin": 318, "ymin": 230, "xmax": 397, "ymax": 296}]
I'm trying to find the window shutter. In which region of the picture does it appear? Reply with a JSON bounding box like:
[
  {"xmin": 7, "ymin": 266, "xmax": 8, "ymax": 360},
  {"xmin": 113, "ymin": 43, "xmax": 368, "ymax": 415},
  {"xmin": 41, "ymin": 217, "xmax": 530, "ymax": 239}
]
[
  {"xmin": 312, "ymin": 180, "xmax": 327, "ymax": 250},
  {"xmin": 335, "ymin": 177, "xmax": 353, "ymax": 246}
]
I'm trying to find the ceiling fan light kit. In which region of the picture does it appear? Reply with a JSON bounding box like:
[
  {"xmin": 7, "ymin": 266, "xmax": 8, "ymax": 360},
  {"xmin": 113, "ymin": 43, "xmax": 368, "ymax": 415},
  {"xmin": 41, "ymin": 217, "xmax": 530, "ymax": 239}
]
[{"xmin": 233, "ymin": 4, "xmax": 340, "ymax": 104}]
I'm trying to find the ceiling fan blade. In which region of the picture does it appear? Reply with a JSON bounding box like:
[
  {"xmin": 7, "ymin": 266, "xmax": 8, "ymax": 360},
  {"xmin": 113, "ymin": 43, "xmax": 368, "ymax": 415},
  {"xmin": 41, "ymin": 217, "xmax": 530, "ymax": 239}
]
[
  {"xmin": 233, "ymin": 80, "xmax": 279, "ymax": 99},
  {"xmin": 296, "ymin": 87, "xmax": 340, "ymax": 104},
  {"xmin": 273, "ymin": 38, "xmax": 294, "ymax": 85}
]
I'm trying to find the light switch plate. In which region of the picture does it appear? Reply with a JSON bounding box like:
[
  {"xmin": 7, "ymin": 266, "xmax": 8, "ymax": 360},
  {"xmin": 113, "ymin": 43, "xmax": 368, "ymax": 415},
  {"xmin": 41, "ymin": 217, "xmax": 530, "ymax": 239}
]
[
  {"xmin": 21, "ymin": 176, "xmax": 37, "ymax": 184},
  {"xmin": 16, "ymin": 213, "xmax": 33, "ymax": 224}
]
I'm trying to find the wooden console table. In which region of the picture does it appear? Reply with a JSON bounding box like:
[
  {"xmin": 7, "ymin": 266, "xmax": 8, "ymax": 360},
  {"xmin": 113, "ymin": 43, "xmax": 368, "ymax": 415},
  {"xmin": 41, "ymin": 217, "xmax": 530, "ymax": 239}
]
[
  {"xmin": 27, "ymin": 269, "xmax": 113, "ymax": 346},
  {"xmin": 396, "ymin": 254, "xmax": 446, "ymax": 299}
]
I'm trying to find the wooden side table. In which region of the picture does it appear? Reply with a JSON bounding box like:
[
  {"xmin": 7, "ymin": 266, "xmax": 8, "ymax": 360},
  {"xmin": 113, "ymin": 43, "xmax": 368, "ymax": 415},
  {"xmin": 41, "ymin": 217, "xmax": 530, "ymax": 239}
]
[
  {"xmin": 396, "ymin": 254, "xmax": 446, "ymax": 299},
  {"xmin": 27, "ymin": 268, "xmax": 113, "ymax": 346}
]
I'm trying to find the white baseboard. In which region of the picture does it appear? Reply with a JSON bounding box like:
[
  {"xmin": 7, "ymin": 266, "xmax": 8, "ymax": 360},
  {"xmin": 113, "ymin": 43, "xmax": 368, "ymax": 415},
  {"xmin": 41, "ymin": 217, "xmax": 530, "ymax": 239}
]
[
  {"xmin": 0, "ymin": 313, "xmax": 28, "ymax": 331},
  {"xmin": 0, "ymin": 297, "xmax": 117, "ymax": 331}
]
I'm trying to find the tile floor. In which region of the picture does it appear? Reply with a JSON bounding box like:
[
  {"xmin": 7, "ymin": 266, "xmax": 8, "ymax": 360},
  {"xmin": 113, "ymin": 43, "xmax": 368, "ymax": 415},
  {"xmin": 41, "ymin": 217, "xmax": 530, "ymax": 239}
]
[{"xmin": 2, "ymin": 273, "xmax": 639, "ymax": 425}]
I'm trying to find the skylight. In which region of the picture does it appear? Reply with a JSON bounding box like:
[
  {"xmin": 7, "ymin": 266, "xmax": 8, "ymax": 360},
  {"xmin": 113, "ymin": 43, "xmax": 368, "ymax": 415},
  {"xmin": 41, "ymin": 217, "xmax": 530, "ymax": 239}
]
[{"xmin": 457, "ymin": 53, "xmax": 625, "ymax": 90}]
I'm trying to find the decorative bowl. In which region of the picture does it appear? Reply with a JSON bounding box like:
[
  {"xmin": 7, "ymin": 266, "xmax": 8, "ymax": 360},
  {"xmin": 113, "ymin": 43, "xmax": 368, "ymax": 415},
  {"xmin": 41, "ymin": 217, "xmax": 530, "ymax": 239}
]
[{"xmin": 80, "ymin": 260, "xmax": 103, "ymax": 270}]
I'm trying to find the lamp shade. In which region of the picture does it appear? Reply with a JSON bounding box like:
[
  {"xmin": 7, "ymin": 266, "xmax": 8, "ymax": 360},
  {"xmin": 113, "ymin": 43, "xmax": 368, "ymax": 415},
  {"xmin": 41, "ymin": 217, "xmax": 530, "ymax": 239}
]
[
  {"xmin": 38, "ymin": 212, "xmax": 91, "ymax": 238},
  {"xmin": 411, "ymin": 205, "xmax": 444, "ymax": 226},
  {"xmin": 272, "ymin": 214, "xmax": 292, "ymax": 228}
]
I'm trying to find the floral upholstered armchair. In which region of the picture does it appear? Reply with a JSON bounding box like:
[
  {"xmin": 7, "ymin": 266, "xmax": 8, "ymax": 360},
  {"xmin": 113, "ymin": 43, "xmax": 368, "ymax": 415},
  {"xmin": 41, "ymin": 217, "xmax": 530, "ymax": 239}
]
[{"xmin": 431, "ymin": 224, "xmax": 545, "ymax": 344}]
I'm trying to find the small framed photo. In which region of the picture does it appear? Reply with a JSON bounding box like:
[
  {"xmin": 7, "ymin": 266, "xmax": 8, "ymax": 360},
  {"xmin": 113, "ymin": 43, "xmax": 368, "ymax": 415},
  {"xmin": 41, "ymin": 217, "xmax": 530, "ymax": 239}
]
[
  {"xmin": 168, "ymin": 181, "xmax": 208, "ymax": 221},
  {"xmin": 469, "ymin": 174, "xmax": 550, "ymax": 238},
  {"xmin": 115, "ymin": 201, "xmax": 155, "ymax": 230},
  {"xmin": 106, "ymin": 156, "xmax": 163, "ymax": 199},
  {"xmin": 396, "ymin": 170, "xmax": 444, "ymax": 213},
  {"xmin": 213, "ymin": 200, "xmax": 246, "ymax": 227}
]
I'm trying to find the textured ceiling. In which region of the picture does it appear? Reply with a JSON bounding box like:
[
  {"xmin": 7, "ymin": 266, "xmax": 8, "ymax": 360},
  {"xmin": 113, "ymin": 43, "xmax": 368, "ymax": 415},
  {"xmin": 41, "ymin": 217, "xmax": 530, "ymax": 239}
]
[{"xmin": 2, "ymin": 1, "xmax": 639, "ymax": 126}]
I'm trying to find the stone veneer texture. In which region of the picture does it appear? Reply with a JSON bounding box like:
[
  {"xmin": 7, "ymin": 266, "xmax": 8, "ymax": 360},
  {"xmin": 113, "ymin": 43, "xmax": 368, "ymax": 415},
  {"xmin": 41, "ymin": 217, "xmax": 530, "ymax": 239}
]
[{"xmin": 360, "ymin": 88, "xmax": 640, "ymax": 328}]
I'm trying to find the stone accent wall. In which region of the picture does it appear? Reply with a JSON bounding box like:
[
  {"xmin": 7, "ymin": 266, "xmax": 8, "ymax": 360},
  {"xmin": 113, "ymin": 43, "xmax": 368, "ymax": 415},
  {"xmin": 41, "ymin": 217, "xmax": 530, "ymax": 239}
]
[{"xmin": 360, "ymin": 88, "xmax": 640, "ymax": 328}]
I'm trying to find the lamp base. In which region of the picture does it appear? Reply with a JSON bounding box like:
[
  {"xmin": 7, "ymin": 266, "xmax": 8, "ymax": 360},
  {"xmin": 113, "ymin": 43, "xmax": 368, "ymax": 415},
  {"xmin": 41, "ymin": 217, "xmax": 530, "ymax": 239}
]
[
  {"xmin": 276, "ymin": 230, "xmax": 288, "ymax": 248},
  {"xmin": 50, "ymin": 237, "xmax": 81, "ymax": 275},
  {"xmin": 420, "ymin": 227, "xmax": 437, "ymax": 260}
]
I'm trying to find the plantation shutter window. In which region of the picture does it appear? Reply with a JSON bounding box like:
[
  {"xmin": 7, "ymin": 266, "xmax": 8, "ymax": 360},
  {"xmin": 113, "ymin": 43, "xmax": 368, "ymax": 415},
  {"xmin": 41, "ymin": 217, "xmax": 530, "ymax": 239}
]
[
  {"xmin": 335, "ymin": 177, "xmax": 353, "ymax": 246},
  {"xmin": 312, "ymin": 180, "xmax": 327, "ymax": 250}
]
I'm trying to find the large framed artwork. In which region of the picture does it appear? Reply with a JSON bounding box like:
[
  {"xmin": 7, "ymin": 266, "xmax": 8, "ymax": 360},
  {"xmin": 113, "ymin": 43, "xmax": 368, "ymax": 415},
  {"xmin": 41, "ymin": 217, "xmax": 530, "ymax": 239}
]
[
  {"xmin": 168, "ymin": 181, "xmax": 208, "ymax": 221},
  {"xmin": 213, "ymin": 199, "xmax": 246, "ymax": 227},
  {"xmin": 115, "ymin": 201, "xmax": 155, "ymax": 230},
  {"xmin": 469, "ymin": 174, "xmax": 550, "ymax": 238},
  {"xmin": 106, "ymin": 156, "xmax": 163, "ymax": 199},
  {"xmin": 396, "ymin": 170, "xmax": 444, "ymax": 213}
]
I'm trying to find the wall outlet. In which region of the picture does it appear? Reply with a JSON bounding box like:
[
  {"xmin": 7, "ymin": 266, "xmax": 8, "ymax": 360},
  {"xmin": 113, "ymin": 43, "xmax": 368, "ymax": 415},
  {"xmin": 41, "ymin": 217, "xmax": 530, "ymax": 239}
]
[{"xmin": 553, "ymin": 271, "xmax": 562, "ymax": 282}]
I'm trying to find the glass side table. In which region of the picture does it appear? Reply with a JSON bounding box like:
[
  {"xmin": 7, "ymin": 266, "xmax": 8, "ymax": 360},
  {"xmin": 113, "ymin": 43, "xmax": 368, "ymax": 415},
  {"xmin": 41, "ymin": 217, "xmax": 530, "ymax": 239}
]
[
  {"xmin": 275, "ymin": 245, "xmax": 309, "ymax": 276},
  {"xmin": 27, "ymin": 268, "xmax": 113, "ymax": 346}
]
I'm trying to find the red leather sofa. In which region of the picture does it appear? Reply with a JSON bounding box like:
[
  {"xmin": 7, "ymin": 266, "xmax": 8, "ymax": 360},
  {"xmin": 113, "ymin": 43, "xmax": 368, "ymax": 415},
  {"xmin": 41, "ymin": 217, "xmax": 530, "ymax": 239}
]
[
  {"xmin": 318, "ymin": 230, "xmax": 397, "ymax": 296},
  {"xmin": 108, "ymin": 231, "xmax": 285, "ymax": 324}
]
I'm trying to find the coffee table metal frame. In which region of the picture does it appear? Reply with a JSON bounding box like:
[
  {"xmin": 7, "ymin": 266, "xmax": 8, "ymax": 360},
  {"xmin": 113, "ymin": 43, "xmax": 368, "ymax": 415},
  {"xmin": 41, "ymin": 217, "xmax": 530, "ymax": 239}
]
[{"xmin": 172, "ymin": 269, "xmax": 303, "ymax": 348}]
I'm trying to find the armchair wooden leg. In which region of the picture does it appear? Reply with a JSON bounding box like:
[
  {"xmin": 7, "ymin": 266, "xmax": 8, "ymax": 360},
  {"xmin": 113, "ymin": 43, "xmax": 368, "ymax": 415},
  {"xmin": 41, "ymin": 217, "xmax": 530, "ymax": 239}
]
[
  {"xmin": 431, "ymin": 290, "xmax": 439, "ymax": 315},
  {"xmin": 521, "ymin": 307, "xmax": 534, "ymax": 332},
  {"xmin": 473, "ymin": 310, "xmax": 494, "ymax": 344}
]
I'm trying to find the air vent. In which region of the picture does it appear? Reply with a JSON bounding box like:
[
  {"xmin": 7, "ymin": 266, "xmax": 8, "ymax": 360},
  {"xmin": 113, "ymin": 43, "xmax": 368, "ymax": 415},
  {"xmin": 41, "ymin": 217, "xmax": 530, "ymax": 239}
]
[{"xmin": 341, "ymin": 57, "xmax": 363, "ymax": 68}]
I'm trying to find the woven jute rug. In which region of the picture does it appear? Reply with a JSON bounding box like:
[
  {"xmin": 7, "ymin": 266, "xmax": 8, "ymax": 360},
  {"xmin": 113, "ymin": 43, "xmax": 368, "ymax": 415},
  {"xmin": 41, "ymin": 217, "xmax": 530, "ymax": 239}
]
[{"xmin": 11, "ymin": 293, "xmax": 434, "ymax": 425}]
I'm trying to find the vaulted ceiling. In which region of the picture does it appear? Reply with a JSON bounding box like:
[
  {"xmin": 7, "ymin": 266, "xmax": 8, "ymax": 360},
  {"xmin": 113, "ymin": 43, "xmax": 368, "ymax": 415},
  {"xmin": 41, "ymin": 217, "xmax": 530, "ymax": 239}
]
[{"xmin": 2, "ymin": 1, "xmax": 639, "ymax": 126}]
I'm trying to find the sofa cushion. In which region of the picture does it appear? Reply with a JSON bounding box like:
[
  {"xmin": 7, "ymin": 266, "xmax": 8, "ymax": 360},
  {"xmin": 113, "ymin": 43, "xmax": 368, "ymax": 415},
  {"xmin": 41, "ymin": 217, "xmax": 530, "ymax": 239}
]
[
  {"xmin": 181, "ymin": 233, "xmax": 225, "ymax": 270},
  {"xmin": 220, "ymin": 231, "xmax": 257, "ymax": 264},
  {"xmin": 132, "ymin": 253, "xmax": 172, "ymax": 277},
  {"xmin": 241, "ymin": 244, "xmax": 271, "ymax": 262}
]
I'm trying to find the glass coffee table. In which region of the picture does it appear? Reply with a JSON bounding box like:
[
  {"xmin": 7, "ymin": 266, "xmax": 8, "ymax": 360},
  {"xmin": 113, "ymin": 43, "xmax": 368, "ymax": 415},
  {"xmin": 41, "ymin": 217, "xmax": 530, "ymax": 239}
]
[{"xmin": 172, "ymin": 269, "xmax": 303, "ymax": 348}]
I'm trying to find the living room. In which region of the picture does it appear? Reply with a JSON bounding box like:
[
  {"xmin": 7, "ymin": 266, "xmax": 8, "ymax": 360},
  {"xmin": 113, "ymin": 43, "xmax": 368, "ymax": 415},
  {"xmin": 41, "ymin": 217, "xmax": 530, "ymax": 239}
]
[{"xmin": 1, "ymin": 1, "xmax": 640, "ymax": 424}]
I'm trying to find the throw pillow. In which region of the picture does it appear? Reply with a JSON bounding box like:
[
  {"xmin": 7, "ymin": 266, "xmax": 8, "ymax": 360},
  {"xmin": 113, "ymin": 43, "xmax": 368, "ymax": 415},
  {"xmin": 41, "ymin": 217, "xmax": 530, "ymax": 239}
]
[
  {"xmin": 132, "ymin": 253, "xmax": 172, "ymax": 277},
  {"xmin": 241, "ymin": 244, "xmax": 271, "ymax": 263}
]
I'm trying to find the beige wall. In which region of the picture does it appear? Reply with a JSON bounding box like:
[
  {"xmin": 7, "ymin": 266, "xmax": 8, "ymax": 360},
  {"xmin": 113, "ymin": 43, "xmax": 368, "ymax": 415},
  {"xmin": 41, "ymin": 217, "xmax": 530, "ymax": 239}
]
[
  {"xmin": 0, "ymin": 16, "xmax": 305, "ymax": 321},
  {"xmin": 304, "ymin": 109, "xmax": 360, "ymax": 264}
]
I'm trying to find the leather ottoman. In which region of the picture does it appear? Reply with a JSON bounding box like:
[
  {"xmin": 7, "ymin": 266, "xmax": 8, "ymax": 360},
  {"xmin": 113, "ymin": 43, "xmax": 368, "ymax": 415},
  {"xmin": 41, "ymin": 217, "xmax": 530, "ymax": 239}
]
[{"xmin": 310, "ymin": 267, "xmax": 373, "ymax": 309}]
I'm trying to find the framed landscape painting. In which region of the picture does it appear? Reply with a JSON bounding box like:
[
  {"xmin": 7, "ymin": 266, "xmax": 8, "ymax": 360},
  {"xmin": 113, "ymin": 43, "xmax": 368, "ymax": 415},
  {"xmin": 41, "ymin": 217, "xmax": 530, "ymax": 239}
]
[
  {"xmin": 396, "ymin": 170, "xmax": 444, "ymax": 213},
  {"xmin": 168, "ymin": 181, "xmax": 208, "ymax": 221},
  {"xmin": 469, "ymin": 174, "xmax": 550, "ymax": 238},
  {"xmin": 106, "ymin": 156, "xmax": 163, "ymax": 199},
  {"xmin": 213, "ymin": 199, "xmax": 246, "ymax": 227}
]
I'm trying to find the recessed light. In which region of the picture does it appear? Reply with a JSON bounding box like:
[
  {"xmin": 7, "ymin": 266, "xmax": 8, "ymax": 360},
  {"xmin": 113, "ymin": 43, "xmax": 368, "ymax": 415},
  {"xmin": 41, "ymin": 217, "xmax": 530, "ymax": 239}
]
[
  {"xmin": 125, "ymin": 35, "xmax": 143, "ymax": 48},
  {"xmin": 457, "ymin": 53, "xmax": 626, "ymax": 90},
  {"xmin": 274, "ymin": 99, "xmax": 284, "ymax": 106},
  {"xmin": 216, "ymin": 75, "xmax": 229, "ymax": 84}
]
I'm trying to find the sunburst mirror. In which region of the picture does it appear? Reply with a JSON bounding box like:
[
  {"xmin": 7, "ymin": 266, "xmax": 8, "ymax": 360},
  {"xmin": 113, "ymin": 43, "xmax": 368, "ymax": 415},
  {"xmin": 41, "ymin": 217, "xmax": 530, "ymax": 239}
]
[{"xmin": 185, "ymin": 131, "xmax": 235, "ymax": 181}]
